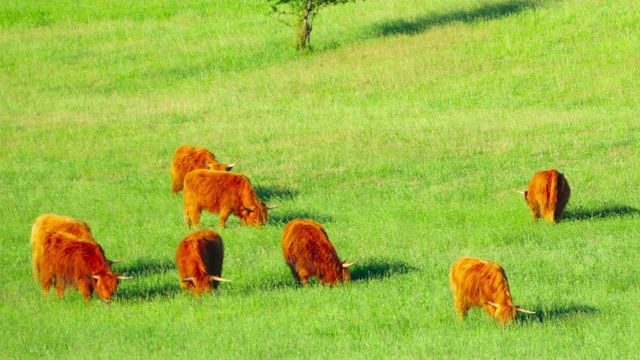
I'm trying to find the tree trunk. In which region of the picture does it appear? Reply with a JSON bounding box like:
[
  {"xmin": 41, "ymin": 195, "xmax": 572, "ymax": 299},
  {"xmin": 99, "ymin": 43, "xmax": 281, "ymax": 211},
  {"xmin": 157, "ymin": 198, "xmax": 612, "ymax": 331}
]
[{"xmin": 295, "ymin": 1, "xmax": 314, "ymax": 51}]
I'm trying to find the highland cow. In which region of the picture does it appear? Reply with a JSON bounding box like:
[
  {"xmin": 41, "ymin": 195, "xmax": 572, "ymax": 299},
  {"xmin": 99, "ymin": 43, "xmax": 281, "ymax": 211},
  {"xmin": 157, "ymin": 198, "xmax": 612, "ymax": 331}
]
[
  {"xmin": 281, "ymin": 219, "xmax": 355, "ymax": 286},
  {"xmin": 449, "ymin": 257, "xmax": 535, "ymax": 324},
  {"xmin": 31, "ymin": 213, "xmax": 121, "ymax": 280},
  {"xmin": 37, "ymin": 231, "xmax": 131, "ymax": 303},
  {"xmin": 519, "ymin": 169, "xmax": 571, "ymax": 223},
  {"xmin": 176, "ymin": 229, "xmax": 231, "ymax": 295},
  {"xmin": 183, "ymin": 169, "xmax": 279, "ymax": 228},
  {"xmin": 171, "ymin": 145, "xmax": 236, "ymax": 193}
]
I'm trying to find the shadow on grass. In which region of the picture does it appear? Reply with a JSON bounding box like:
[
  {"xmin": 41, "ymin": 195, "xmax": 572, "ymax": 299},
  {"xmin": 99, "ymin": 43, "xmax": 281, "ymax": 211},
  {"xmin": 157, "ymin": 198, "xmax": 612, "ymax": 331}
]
[
  {"xmin": 370, "ymin": 0, "xmax": 543, "ymax": 38},
  {"xmin": 563, "ymin": 204, "xmax": 640, "ymax": 221},
  {"xmin": 351, "ymin": 257, "xmax": 419, "ymax": 281},
  {"xmin": 115, "ymin": 281, "xmax": 181, "ymax": 302},
  {"xmin": 523, "ymin": 304, "xmax": 599, "ymax": 323},
  {"xmin": 111, "ymin": 257, "xmax": 181, "ymax": 302},
  {"xmin": 111, "ymin": 257, "xmax": 175, "ymax": 277},
  {"xmin": 254, "ymin": 184, "xmax": 297, "ymax": 203},
  {"xmin": 268, "ymin": 212, "xmax": 335, "ymax": 227}
]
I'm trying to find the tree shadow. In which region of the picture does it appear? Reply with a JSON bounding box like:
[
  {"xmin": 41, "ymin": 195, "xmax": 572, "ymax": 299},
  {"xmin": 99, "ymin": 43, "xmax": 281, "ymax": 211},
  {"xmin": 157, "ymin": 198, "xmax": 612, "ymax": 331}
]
[
  {"xmin": 351, "ymin": 257, "xmax": 420, "ymax": 281},
  {"xmin": 563, "ymin": 204, "xmax": 640, "ymax": 221},
  {"xmin": 370, "ymin": 0, "xmax": 544, "ymax": 38},
  {"xmin": 522, "ymin": 304, "xmax": 599, "ymax": 323},
  {"xmin": 254, "ymin": 185, "xmax": 297, "ymax": 203}
]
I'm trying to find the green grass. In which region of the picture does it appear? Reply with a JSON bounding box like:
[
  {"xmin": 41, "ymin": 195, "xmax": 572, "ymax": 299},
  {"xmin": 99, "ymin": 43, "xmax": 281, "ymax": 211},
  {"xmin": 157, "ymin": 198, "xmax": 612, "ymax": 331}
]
[{"xmin": 1, "ymin": 0, "xmax": 639, "ymax": 358}]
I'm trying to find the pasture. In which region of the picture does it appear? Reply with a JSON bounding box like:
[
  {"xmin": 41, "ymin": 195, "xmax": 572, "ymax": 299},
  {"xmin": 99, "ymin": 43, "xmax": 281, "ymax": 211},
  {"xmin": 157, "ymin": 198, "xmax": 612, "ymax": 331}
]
[{"xmin": 1, "ymin": 0, "xmax": 639, "ymax": 358}]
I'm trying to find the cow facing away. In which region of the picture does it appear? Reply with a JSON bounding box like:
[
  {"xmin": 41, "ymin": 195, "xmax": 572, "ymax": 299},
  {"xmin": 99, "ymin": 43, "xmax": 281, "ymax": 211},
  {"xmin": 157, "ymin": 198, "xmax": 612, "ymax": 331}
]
[
  {"xmin": 281, "ymin": 219, "xmax": 355, "ymax": 286},
  {"xmin": 31, "ymin": 213, "xmax": 121, "ymax": 280},
  {"xmin": 183, "ymin": 169, "xmax": 279, "ymax": 228},
  {"xmin": 518, "ymin": 169, "xmax": 571, "ymax": 223},
  {"xmin": 176, "ymin": 229, "xmax": 231, "ymax": 295},
  {"xmin": 37, "ymin": 232, "xmax": 131, "ymax": 303},
  {"xmin": 449, "ymin": 257, "xmax": 535, "ymax": 325},
  {"xmin": 171, "ymin": 145, "xmax": 236, "ymax": 193}
]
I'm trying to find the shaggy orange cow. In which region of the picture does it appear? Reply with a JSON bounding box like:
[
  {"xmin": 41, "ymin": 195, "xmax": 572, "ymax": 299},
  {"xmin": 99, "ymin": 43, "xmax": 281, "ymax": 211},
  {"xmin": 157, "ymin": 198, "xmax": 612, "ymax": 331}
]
[
  {"xmin": 183, "ymin": 169, "xmax": 279, "ymax": 228},
  {"xmin": 281, "ymin": 219, "xmax": 355, "ymax": 286},
  {"xmin": 31, "ymin": 213, "xmax": 121, "ymax": 280},
  {"xmin": 171, "ymin": 145, "xmax": 236, "ymax": 193},
  {"xmin": 449, "ymin": 257, "xmax": 535, "ymax": 324},
  {"xmin": 37, "ymin": 231, "xmax": 131, "ymax": 303},
  {"xmin": 176, "ymin": 229, "xmax": 231, "ymax": 295},
  {"xmin": 518, "ymin": 169, "xmax": 571, "ymax": 223}
]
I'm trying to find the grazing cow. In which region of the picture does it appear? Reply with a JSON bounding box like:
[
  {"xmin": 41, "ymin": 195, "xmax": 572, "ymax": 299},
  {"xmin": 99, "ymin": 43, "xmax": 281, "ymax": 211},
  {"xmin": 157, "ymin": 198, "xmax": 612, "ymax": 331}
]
[
  {"xmin": 37, "ymin": 231, "xmax": 131, "ymax": 303},
  {"xmin": 518, "ymin": 169, "xmax": 571, "ymax": 223},
  {"xmin": 183, "ymin": 169, "xmax": 279, "ymax": 228},
  {"xmin": 30, "ymin": 214, "xmax": 121, "ymax": 280},
  {"xmin": 176, "ymin": 229, "xmax": 231, "ymax": 295},
  {"xmin": 281, "ymin": 219, "xmax": 355, "ymax": 286},
  {"xmin": 449, "ymin": 257, "xmax": 535, "ymax": 325},
  {"xmin": 171, "ymin": 145, "xmax": 236, "ymax": 193}
]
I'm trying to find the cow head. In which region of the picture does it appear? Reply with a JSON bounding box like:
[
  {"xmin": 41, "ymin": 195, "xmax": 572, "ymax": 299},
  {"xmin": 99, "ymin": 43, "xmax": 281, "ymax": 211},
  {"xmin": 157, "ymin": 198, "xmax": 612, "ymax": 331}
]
[
  {"xmin": 205, "ymin": 161, "xmax": 236, "ymax": 172},
  {"xmin": 86, "ymin": 273, "xmax": 132, "ymax": 303},
  {"xmin": 243, "ymin": 203, "xmax": 281, "ymax": 226},
  {"xmin": 340, "ymin": 260, "xmax": 357, "ymax": 282},
  {"xmin": 484, "ymin": 301, "xmax": 535, "ymax": 324}
]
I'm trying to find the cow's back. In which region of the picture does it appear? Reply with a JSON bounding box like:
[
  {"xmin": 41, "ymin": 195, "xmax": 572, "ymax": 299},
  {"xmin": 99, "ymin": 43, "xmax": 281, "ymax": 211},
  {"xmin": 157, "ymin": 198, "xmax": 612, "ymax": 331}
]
[
  {"xmin": 282, "ymin": 219, "xmax": 345, "ymax": 284},
  {"xmin": 171, "ymin": 145, "xmax": 218, "ymax": 192},
  {"xmin": 31, "ymin": 214, "xmax": 95, "ymax": 280},
  {"xmin": 176, "ymin": 229, "xmax": 224, "ymax": 292}
]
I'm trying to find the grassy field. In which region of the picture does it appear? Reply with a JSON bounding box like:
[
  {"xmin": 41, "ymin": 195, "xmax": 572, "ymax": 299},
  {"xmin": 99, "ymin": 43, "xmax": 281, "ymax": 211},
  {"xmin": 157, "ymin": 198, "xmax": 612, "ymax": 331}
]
[{"xmin": 1, "ymin": 0, "xmax": 639, "ymax": 358}]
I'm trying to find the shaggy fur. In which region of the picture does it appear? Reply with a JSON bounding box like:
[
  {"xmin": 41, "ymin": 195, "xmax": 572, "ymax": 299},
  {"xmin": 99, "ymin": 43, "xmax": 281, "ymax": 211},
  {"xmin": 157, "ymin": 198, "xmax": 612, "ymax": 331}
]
[
  {"xmin": 183, "ymin": 169, "xmax": 271, "ymax": 228},
  {"xmin": 170, "ymin": 145, "xmax": 234, "ymax": 193},
  {"xmin": 281, "ymin": 219, "xmax": 352, "ymax": 286},
  {"xmin": 524, "ymin": 169, "xmax": 571, "ymax": 223},
  {"xmin": 31, "ymin": 213, "xmax": 95, "ymax": 281},
  {"xmin": 176, "ymin": 229, "xmax": 227, "ymax": 295},
  {"xmin": 449, "ymin": 257, "xmax": 530, "ymax": 325},
  {"xmin": 37, "ymin": 232, "xmax": 124, "ymax": 303}
]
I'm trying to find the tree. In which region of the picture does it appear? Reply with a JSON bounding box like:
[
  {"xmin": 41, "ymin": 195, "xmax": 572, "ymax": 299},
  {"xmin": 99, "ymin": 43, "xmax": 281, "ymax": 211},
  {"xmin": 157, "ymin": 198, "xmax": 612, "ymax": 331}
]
[{"xmin": 266, "ymin": 0, "xmax": 357, "ymax": 52}]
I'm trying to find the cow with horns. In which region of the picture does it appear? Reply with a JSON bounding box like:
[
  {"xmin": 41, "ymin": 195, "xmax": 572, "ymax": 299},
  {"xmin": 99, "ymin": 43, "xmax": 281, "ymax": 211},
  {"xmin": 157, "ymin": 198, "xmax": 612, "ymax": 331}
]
[
  {"xmin": 281, "ymin": 219, "xmax": 355, "ymax": 286},
  {"xmin": 449, "ymin": 257, "xmax": 535, "ymax": 325},
  {"xmin": 176, "ymin": 229, "xmax": 231, "ymax": 295},
  {"xmin": 183, "ymin": 169, "xmax": 280, "ymax": 228},
  {"xmin": 171, "ymin": 145, "xmax": 236, "ymax": 193},
  {"xmin": 36, "ymin": 231, "xmax": 131, "ymax": 303},
  {"xmin": 30, "ymin": 213, "xmax": 122, "ymax": 281},
  {"xmin": 515, "ymin": 169, "xmax": 571, "ymax": 223}
]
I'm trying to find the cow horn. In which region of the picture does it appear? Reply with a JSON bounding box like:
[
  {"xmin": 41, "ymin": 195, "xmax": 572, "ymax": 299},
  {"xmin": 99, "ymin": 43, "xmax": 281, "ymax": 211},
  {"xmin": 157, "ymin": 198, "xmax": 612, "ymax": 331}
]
[
  {"xmin": 117, "ymin": 276, "xmax": 133, "ymax": 280},
  {"xmin": 181, "ymin": 277, "xmax": 195, "ymax": 283},
  {"xmin": 227, "ymin": 163, "xmax": 237, "ymax": 169},
  {"xmin": 266, "ymin": 204, "xmax": 282, "ymax": 210},
  {"xmin": 208, "ymin": 275, "xmax": 232, "ymax": 283},
  {"xmin": 484, "ymin": 301, "xmax": 499, "ymax": 308},
  {"xmin": 512, "ymin": 189, "xmax": 525, "ymax": 195},
  {"xmin": 243, "ymin": 206, "xmax": 255, "ymax": 213},
  {"xmin": 515, "ymin": 306, "xmax": 536, "ymax": 314},
  {"xmin": 342, "ymin": 260, "xmax": 357, "ymax": 268},
  {"xmin": 86, "ymin": 274, "xmax": 99, "ymax": 280},
  {"xmin": 108, "ymin": 259, "xmax": 124, "ymax": 265}
]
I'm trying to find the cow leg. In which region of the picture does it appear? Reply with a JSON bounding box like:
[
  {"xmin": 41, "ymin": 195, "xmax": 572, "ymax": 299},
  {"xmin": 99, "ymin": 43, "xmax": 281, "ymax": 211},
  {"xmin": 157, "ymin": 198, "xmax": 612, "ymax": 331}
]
[
  {"xmin": 219, "ymin": 209, "xmax": 232, "ymax": 229},
  {"xmin": 298, "ymin": 269, "xmax": 310, "ymax": 286},
  {"xmin": 55, "ymin": 278, "xmax": 66, "ymax": 299},
  {"xmin": 41, "ymin": 274, "xmax": 54, "ymax": 299},
  {"xmin": 77, "ymin": 278, "xmax": 93, "ymax": 303},
  {"xmin": 185, "ymin": 207, "xmax": 201, "ymax": 229},
  {"xmin": 453, "ymin": 297, "xmax": 468, "ymax": 320}
]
